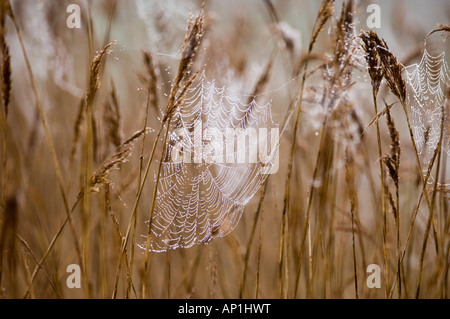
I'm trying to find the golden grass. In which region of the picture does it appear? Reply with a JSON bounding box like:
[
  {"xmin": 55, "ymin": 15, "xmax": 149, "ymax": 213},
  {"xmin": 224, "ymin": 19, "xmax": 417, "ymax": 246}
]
[{"xmin": 0, "ymin": 0, "xmax": 449, "ymax": 299}]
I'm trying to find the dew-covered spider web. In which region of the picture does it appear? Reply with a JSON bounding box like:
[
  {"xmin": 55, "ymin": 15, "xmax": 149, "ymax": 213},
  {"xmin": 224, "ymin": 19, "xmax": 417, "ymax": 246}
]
[
  {"xmin": 405, "ymin": 49, "xmax": 450, "ymax": 161},
  {"xmin": 143, "ymin": 72, "xmax": 280, "ymax": 252}
]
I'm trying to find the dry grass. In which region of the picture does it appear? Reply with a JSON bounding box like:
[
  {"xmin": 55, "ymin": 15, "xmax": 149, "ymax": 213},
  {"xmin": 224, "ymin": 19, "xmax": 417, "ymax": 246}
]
[{"xmin": 0, "ymin": 0, "xmax": 449, "ymax": 299}]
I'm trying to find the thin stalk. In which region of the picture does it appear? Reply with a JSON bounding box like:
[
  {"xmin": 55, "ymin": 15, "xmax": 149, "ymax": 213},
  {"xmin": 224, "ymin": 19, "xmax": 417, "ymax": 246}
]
[
  {"xmin": 400, "ymin": 99, "xmax": 439, "ymax": 253},
  {"xmin": 283, "ymin": 51, "xmax": 314, "ymax": 299},
  {"xmin": 240, "ymin": 181, "xmax": 267, "ymax": 298},
  {"xmin": 438, "ymin": 151, "xmax": 448, "ymax": 298},
  {"xmin": 415, "ymin": 106, "xmax": 445, "ymax": 298},
  {"xmin": 279, "ymin": 0, "xmax": 334, "ymax": 291},
  {"xmin": 350, "ymin": 199, "xmax": 359, "ymax": 299},
  {"xmin": 112, "ymin": 119, "xmax": 165, "ymax": 299},
  {"xmin": 127, "ymin": 80, "xmax": 152, "ymax": 298},
  {"xmin": 294, "ymin": 114, "xmax": 329, "ymax": 298},
  {"xmin": 255, "ymin": 210, "xmax": 263, "ymax": 299},
  {"xmin": 19, "ymin": 249, "xmax": 34, "ymax": 299},
  {"xmin": 345, "ymin": 146, "xmax": 359, "ymax": 299},
  {"xmin": 82, "ymin": 81, "xmax": 93, "ymax": 299},
  {"xmin": 289, "ymin": 0, "xmax": 336, "ymax": 296},
  {"xmin": 371, "ymin": 92, "xmax": 389, "ymax": 298},
  {"xmin": 142, "ymin": 117, "xmax": 173, "ymax": 298},
  {"xmin": 388, "ymin": 143, "xmax": 438, "ymax": 298},
  {"xmin": 396, "ymin": 171, "xmax": 401, "ymax": 298},
  {"xmin": 100, "ymin": 187, "xmax": 109, "ymax": 298},
  {"xmin": 86, "ymin": 0, "xmax": 94, "ymax": 59},
  {"xmin": 165, "ymin": 251, "xmax": 171, "ymax": 298},
  {"xmin": 324, "ymin": 142, "xmax": 339, "ymax": 298},
  {"xmin": 307, "ymin": 214, "xmax": 313, "ymax": 298},
  {"xmin": 17, "ymin": 235, "xmax": 63, "ymax": 299},
  {"xmin": 0, "ymin": 96, "xmax": 7, "ymax": 289},
  {"xmin": 22, "ymin": 193, "xmax": 82, "ymax": 298}
]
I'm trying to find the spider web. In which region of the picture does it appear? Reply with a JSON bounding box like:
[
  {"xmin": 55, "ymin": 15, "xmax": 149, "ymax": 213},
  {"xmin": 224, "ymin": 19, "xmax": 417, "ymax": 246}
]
[
  {"xmin": 144, "ymin": 72, "xmax": 279, "ymax": 252},
  {"xmin": 405, "ymin": 49, "xmax": 450, "ymax": 161}
]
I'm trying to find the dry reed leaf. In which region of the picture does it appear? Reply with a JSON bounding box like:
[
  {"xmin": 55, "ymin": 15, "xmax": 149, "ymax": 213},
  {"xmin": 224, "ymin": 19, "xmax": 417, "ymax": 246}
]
[
  {"xmin": 263, "ymin": 0, "xmax": 279, "ymax": 24},
  {"xmin": 426, "ymin": 24, "xmax": 450, "ymax": 38},
  {"xmin": 384, "ymin": 182, "xmax": 397, "ymax": 219},
  {"xmin": 176, "ymin": 11, "xmax": 205, "ymax": 86},
  {"xmin": 70, "ymin": 42, "xmax": 115, "ymax": 164},
  {"xmin": 73, "ymin": 127, "xmax": 150, "ymax": 201},
  {"xmin": 1, "ymin": 193, "xmax": 17, "ymax": 252},
  {"xmin": 239, "ymin": 55, "xmax": 274, "ymax": 128},
  {"xmin": 88, "ymin": 128, "xmax": 151, "ymax": 193},
  {"xmin": 293, "ymin": 52, "xmax": 327, "ymax": 77},
  {"xmin": 309, "ymin": 0, "xmax": 335, "ymax": 52},
  {"xmin": 70, "ymin": 99, "xmax": 86, "ymax": 162},
  {"xmin": 164, "ymin": 69, "xmax": 200, "ymax": 122},
  {"xmin": 104, "ymin": 83, "xmax": 122, "ymax": 148},
  {"xmin": 331, "ymin": 0, "xmax": 355, "ymax": 85},
  {"xmin": 364, "ymin": 101, "xmax": 400, "ymax": 132},
  {"xmin": 247, "ymin": 55, "xmax": 273, "ymax": 104},
  {"xmin": 0, "ymin": 0, "xmax": 11, "ymax": 25},
  {"xmin": 270, "ymin": 21, "xmax": 301, "ymax": 55},
  {"xmin": 383, "ymin": 103, "xmax": 401, "ymax": 187},
  {"xmin": 142, "ymin": 50, "xmax": 160, "ymax": 113},
  {"xmin": 0, "ymin": 0, "xmax": 10, "ymax": 116},
  {"xmin": 335, "ymin": 0, "xmax": 354, "ymax": 60},
  {"xmin": 1, "ymin": 39, "xmax": 10, "ymax": 116},
  {"xmin": 361, "ymin": 30, "xmax": 406, "ymax": 102},
  {"xmin": 380, "ymin": 48, "xmax": 406, "ymax": 103},
  {"xmin": 360, "ymin": 30, "xmax": 384, "ymax": 94},
  {"xmin": 164, "ymin": 10, "xmax": 205, "ymax": 122},
  {"xmin": 86, "ymin": 41, "xmax": 115, "ymax": 108}
]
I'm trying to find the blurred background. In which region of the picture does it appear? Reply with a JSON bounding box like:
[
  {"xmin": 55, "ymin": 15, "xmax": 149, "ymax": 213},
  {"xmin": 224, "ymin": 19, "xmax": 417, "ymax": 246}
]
[{"xmin": 0, "ymin": 0, "xmax": 449, "ymax": 299}]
